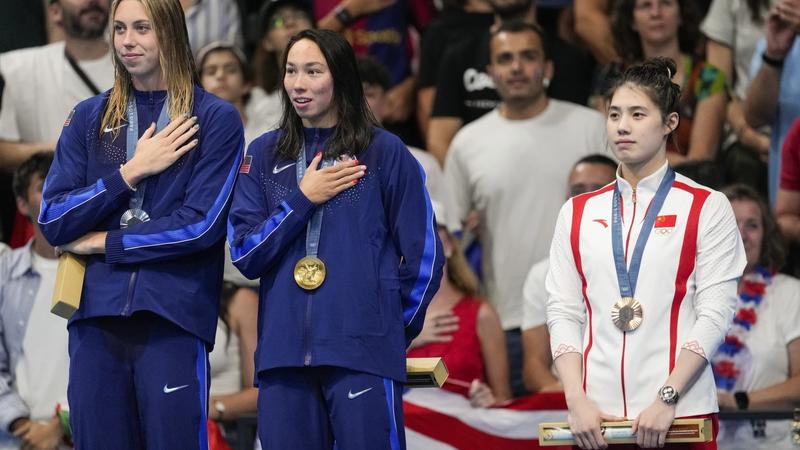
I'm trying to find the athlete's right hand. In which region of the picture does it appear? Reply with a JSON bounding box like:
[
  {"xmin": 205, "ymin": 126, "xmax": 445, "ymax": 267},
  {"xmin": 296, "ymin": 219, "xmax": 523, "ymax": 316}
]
[
  {"xmin": 299, "ymin": 152, "xmax": 366, "ymax": 204},
  {"xmin": 566, "ymin": 395, "xmax": 623, "ymax": 449},
  {"xmin": 121, "ymin": 114, "xmax": 199, "ymax": 187}
]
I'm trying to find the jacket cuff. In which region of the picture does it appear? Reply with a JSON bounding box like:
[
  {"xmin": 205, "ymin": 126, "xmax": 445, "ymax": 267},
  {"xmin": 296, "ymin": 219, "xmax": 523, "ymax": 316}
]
[
  {"xmin": 284, "ymin": 189, "xmax": 316, "ymax": 219},
  {"xmin": 105, "ymin": 229, "xmax": 125, "ymax": 264},
  {"xmin": 103, "ymin": 169, "xmax": 134, "ymax": 200},
  {"xmin": 0, "ymin": 396, "xmax": 30, "ymax": 433}
]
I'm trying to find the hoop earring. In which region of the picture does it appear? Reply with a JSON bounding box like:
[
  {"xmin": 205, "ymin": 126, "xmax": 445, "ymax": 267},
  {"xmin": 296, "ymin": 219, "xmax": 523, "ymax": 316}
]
[{"xmin": 543, "ymin": 77, "xmax": 550, "ymax": 88}]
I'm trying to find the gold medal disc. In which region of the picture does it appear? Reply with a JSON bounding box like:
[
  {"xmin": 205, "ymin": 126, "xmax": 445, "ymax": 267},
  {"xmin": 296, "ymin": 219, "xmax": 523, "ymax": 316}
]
[
  {"xmin": 294, "ymin": 256, "xmax": 326, "ymax": 290},
  {"xmin": 611, "ymin": 297, "xmax": 643, "ymax": 332}
]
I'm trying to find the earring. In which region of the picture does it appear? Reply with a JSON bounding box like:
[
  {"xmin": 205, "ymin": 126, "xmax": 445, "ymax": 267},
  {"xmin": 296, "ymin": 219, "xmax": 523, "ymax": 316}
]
[{"xmin": 543, "ymin": 77, "xmax": 550, "ymax": 88}]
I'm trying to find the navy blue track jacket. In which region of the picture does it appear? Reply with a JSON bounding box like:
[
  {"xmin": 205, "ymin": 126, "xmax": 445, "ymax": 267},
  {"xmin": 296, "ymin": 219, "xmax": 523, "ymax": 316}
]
[
  {"xmin": 39, "ymin": 86, "xmax": 244, "ymax": 344},
  {"xmin": 227, "ymin": 127, "xmax": 444, "ymax": 382}
]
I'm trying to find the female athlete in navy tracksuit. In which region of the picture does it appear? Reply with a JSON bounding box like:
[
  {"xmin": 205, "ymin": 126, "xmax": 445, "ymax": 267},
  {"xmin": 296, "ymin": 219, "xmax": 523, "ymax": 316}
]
[
  {"xmin": 227, "ymin": 29, "xmax": 444, "ymax": 450},
  {"xmin": 38, "ymin": 0, "xmax": 243, "ymax": 448}
]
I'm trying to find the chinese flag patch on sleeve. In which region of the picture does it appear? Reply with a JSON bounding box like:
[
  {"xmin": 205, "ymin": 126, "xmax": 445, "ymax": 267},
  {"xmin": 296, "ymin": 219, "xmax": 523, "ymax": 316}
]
[{"xmin": 655, "ymin": 214, "xmax": 677, "ymax": 228}]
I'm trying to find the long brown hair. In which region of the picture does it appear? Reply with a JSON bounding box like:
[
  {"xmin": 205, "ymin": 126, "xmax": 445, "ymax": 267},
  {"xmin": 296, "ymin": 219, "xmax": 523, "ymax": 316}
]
[
  {"xmin": 101, "ymin": 0, "xmax": 196, "ymax": 136},
  {"xmin": 441, "ymin": 228, "xmax": 480, "ymax": 297},
  {"xmin": 611, "ymin": 0, "xmax": 701, "ymax": 63}
]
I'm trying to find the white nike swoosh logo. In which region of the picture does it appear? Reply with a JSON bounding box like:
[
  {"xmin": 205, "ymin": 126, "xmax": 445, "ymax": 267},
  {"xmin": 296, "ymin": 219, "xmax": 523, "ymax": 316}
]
[
  {"xmin": 272, "ymin": 162, "xmax": 296, "ymax": 174},
  {"xmin": 163, "ymin": 384, "xmax": 189, "ymax": 394},
  {"xmin": 103, "ymin": 124, "xmax": 128, "ymax": 133},
  {"xmin": 347, "ymin": 387, "xmax": 373, "ymax": 399}
]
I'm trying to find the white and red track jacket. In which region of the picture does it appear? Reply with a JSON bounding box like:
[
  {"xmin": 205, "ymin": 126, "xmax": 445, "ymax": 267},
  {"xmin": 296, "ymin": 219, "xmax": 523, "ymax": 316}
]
[{"xmin": 546, "ymin": 163, "xmax": 746, "ymax": 419}]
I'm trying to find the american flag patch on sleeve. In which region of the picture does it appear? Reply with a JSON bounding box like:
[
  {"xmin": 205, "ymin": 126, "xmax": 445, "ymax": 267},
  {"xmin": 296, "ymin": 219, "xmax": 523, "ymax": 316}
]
[
  {"xmin": 63, "ymin": 108, "xmax": 75, "ymax": 127},
  {"xmin": 239, "ymin": 155, "xmax": 252, "ymax": 174}
]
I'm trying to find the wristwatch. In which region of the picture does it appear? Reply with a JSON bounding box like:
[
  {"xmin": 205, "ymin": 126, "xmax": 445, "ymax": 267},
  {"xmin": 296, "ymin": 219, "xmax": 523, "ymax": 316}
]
[
  {"xmin": 734, "ymin": 391, "xmax": 749, "ymax": 410},
  {"xmin": 214, "ymin": 400, "xmax": 226, "ymax": 420},
  {"xmin": 658, "ymin": 385, "xmax": 680, "ymax": 405},
  {"xmin": 334, "ymin": 4, "xmax": 354, "ymax": 26}
]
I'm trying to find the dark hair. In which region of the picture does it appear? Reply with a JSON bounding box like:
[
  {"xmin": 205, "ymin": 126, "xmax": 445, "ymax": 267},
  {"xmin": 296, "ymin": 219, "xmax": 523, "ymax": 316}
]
[
  {"xmin": 611, "ymin": 0, "xmax": 701, "ymax": 63},
  {"xmin": 197, "ymin": 42, "xmax": 254, "ymax": 84},
  {"xmin": 13, "ymin": 152, "xmax": 53, "ymax": 201},
  {"xmin": 254, "ymin": 1, "xmax": 315, "ymax": 94},
  {"xmin": 277, "ymin": 29, "xmax": 378, "ymax": 160},
  {"xmin": 574, "ymin": 154, "xmax": 617, "ymax": 172},
  {"xmin": 606, "ymin": 57, "xmax": 681, "ymax": 120},
  {"xmin": 357, "ymin": 56, "xmax": 391, "ymax": 91},
  {"xmin": 722, "ymin": 184, "xmax": 786, "ymax": 271},
  {"xmin": 490, "ymin": 19, "xmax": 551, "ymax": 61}
]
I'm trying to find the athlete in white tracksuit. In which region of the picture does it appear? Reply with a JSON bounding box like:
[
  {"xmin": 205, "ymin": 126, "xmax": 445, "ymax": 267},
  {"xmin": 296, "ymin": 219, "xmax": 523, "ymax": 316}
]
[{"xmin": 546, "ymin": 58, "xmax": 746, "ymax": 450}]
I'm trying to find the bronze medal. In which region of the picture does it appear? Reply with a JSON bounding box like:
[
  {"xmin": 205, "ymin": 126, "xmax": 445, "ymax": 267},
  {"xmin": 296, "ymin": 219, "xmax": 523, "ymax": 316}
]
[
  {"xmin": 294, "ymin": 256, "xmax": 326, "ymax": 290},
  {"xmin": 611, "ymin": 297, "xmax": 643, "ymax": 332}
]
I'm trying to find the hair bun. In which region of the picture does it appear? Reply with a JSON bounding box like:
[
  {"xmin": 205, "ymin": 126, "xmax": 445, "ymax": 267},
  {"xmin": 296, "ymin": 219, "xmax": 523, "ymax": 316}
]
[{"xmin": 646, "ymin": 56, "xmax": 677, "ymax": 80}]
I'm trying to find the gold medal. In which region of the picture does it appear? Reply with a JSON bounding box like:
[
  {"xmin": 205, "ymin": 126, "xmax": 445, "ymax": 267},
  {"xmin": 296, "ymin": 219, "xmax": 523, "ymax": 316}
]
[
  {"xmin": 611, "ymin": 297, "xmax": 643, "ymax": 332},
  {"xmin": 294, "ymin": 256, "xmax": 326, "ymax": 290}
]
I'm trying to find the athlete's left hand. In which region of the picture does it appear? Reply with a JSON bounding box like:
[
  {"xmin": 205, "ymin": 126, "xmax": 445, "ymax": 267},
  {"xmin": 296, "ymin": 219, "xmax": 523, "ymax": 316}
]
[
  {"xmin": 58, "ymin": 231, "xmax": 107, "ymax": 255},
  {"xmin": 468, "ymin": 379, "xmax": 496, "ymax": 408},
  {"xmin": 632, "ymin": 399, "xmax": 675, "ymax": 448},
  {"xmin": 14, "ymin": 417, "xmax": 62, "ymax": 450}
]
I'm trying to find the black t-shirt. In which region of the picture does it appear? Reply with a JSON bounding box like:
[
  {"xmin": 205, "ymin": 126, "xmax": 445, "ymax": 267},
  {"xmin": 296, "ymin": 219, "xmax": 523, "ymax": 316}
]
[
  {"xmin": 431, "ymin": 29, "xmax": 597, "ymax": 124},
  {"xmin": 418, "ymin": 10, "xmax": 495, "ymax": 88}
]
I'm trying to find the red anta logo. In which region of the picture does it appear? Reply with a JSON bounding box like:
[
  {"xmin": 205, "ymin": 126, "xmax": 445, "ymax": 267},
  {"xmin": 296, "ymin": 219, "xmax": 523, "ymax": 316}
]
[{"xmin": 592, "ymin": 218, "xmax": 608, "ymax": 228}]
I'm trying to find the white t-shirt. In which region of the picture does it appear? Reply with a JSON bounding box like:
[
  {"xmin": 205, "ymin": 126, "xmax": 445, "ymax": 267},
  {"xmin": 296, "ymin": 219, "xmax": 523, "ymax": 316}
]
[
  {"xmin": 0, "ymin": 41, "xmax": 114, "ymax": 143},
  {"xmin": 244, "ymin": 87, "xmax": 281, "ymax": 147},
  {"xmin": 522, "ymin": 257, "xmax": 550, "ymax": 331},
  {"xmin": 444, "ymin": 100, "xmax": 606, "ymax": 329},
  {"xmin": 208, "ymin": 318, "xmax": 241, "ymax": 396},
  {"xmin": 14, "ymin": 251, "xmax": 68, "ymax": 422},
  {"xmin": 700, "ymin": 0, "xmax": 772, "ymax": 99},
  {"xmin": 716, "ymin": 273, "xmax": 800, "ymax": 450}
]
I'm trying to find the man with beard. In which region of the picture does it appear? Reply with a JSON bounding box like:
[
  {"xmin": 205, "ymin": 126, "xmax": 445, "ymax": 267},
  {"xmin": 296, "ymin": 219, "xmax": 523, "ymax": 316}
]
[
  {"xmin": 427, "ymin": 0, "xmax": 595, "ymax": 165},
  {"xmin": 0, "ymin": 0, "xmax": 114, "ymax": 246},
  {"xmin": 443, "ymin": 20, "xmax": 605, "ymax": 396}
]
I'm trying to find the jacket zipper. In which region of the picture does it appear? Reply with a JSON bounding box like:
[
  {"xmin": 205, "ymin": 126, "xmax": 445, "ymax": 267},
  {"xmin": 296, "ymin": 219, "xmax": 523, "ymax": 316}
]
[{"xmin": 302, "ymin": 129, "xmax": 321, "ymax": 366}]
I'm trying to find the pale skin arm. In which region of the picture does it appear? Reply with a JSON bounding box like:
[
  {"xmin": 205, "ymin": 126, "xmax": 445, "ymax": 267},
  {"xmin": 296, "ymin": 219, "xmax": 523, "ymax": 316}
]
[
  {"xmin": 744, "ymin": 5, "xmax": 797, "ymax": 129},
  {"xmin": 0, "ymin": 140, "xmax": 56, "ymax": 172},
  {"xmin": 318, "ymin": 0, "xmax": 396, "ymax": 31},
  {"xmin": 383, "ymin": 76, "xmax": 416, "ymax": 123},
  {"xmin": 632, "ymin": 350, "xmax": 707, "ymax": 449},
  {"xmin": 210, "ymin": 288, "xmax": 259, "ymax": 420},
  {"xmin": 705, "ymin": 40, "xmax": 768, "ymax": 158},
  {"xmin": 476, "ymin": 302, "xmax": 512, "ymax": 403},
  {"xmin": 554, "ymin": 352, "xmax": 624, "ymax": 450},
  {"xmin": 427, "ymin": 117, "xmax": 462, "ymax": 167},
  {"xmin": 721, "ymin": 337, "xmax": 800, "ymax": 410},
  {"xmin": 574, "ymin": 0, "xmax": 619, "ymax": 66},
  {"xmin": 776, "ymin": 188, "xmax": 800, "ymax": 242},
  {"xmin": 522, "ymin": 325, "xmax": 561, "ymax": 393}
]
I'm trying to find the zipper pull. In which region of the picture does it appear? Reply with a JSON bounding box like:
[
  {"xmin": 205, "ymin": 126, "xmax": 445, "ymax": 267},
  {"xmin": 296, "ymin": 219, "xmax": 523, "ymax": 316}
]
[{"xmin": 632, "ymin": 187, "xmax": 637, "ymax": 205}]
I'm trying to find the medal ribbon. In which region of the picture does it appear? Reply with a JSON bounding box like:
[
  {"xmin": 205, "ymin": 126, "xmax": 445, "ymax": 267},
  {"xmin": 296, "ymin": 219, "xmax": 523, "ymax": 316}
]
[
  {"xmin": 125, "ymin": 90, "xmax": 170, "ymax": 211},
  {"xmin": 611, "ymin": 167, "xmax": 675, "ymax": 299},
  {"xmin": 296, "ymin": 144, "xmax": 333, "ymax": 258}
]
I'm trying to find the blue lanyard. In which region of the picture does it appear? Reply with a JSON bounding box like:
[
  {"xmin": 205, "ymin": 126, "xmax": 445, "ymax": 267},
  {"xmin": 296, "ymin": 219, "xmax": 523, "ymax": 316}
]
[
  {"xmin": 611, "ymin": 167, "xmax": 675, "ymax": 299},
  {"xmin": 295, "ymin": 145, "xmax": 333, "ymax": 258},
  {"xmin": 125, "ymin": 91, "xmax": 170, "ymax": 210}
]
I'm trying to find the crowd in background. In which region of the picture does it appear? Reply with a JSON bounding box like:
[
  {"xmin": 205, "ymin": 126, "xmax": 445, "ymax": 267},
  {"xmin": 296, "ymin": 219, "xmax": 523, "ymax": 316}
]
[{"xmin": 0, "ymin": 0, "xmax": 799, "ymax": 448}]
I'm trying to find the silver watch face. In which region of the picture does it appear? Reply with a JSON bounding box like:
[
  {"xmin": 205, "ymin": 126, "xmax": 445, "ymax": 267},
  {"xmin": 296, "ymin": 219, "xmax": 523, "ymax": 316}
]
[{"xmin": 659, "ymin": 386, "xmax": 678, "ymax": 404}]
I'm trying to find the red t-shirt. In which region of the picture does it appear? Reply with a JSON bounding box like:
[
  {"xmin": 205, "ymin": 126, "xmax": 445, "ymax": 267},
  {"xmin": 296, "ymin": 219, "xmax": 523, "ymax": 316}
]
[{"xmin": 780, "ymin": 117, "xmax": 800, "ymax": 191}]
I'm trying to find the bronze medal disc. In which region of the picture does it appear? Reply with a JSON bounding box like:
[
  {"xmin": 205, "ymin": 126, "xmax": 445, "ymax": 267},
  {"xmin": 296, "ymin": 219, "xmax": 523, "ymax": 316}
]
[
  {"xmin": 611, "ymin": 297, "xmax": 643, "ymax": 332},
  {"xmin": 294, "ymin": 256, "xmax": 326, "ymax": 290}
]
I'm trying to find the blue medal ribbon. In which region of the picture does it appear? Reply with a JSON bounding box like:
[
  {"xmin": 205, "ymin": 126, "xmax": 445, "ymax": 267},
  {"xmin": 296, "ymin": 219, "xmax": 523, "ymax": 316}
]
[
  {"xmin": 296, "ymin": 145, "xmax": 333, "ymax": 259},
  {"xmin": 121, "ymin": 90, "xmax": 170, "ymax": 227},
  {"xmin": 611, "ymin": 167, "xmax": 675, "ymax": 301}
]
